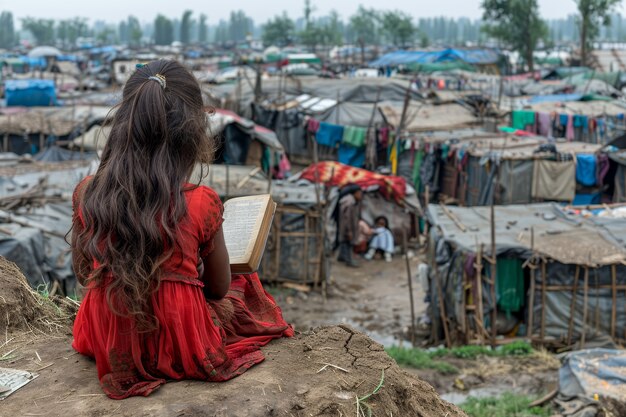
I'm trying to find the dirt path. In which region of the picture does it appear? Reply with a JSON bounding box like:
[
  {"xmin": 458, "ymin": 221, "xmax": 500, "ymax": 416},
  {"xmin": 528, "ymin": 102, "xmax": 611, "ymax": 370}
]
[
  {"xmin": 270, "ymin": 257, "xmax": 564, "ymax": 409},
  {"xmin": 272, "ymin": 257, "xmax": 427, "ymax": 346}
]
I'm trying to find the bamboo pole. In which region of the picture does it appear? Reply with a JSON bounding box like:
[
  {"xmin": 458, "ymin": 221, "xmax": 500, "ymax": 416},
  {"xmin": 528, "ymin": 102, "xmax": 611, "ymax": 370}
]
[
  {"xmin": 440, "ymin": 202, "xmax": 467, "ymax": 232},
  {"xmin": 540, "ymin": 260, "xmax": 547, "ymax": 343},
  {"xmin": 365, "ymin": 87, "xmax": 382, "ymax": 170},
  {"xmin": 273, "ymin": 210, "xmax": 282, "ymax": 284},
  {"xmin": 581, "ymin": 265, "xmax": 589, "ymax": 348},
  {"xmin": 311, "ymin": 131, "xmax": 324, "ymax": 290},
  {"xmin": 433, "ymin": 253, "xmax": 451, "ymax": 348},
  {"xmin": 489, "ymin": 199, "xmax": 497, "ymax": 346},
  {"xmin": 403, "ymin": 230, "xmax": 417, "ymax": 347},
  {"xmin": 266, "ymin": 152, "xmax": 273, "ymax": 194},
  {"xmin": 303, "ymin": 210, "xmax": 309, "ymax": 283},
  {"xmin": 4, "ymin": 115, "xmax": 10, "ymax": 152},
  {"xmin": 611, "ymin": 264, "xmax": 617, "ymax": 339},
  {"xmin": 476, "ymin": 243, "xmax": 485, "ymax": 345},
  {"xmin": 567, "ymin": 266, "xmax": 581, "ymax": 346},
  {"xmin": 527, "ymin": 228, "xmax": 536, "ymax": 339}
]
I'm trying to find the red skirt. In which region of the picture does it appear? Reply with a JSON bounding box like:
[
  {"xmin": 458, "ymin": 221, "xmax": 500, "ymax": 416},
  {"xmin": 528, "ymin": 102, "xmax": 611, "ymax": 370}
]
[{"xmin": 72, "ymin": 273, "xmax": 294, "ymax": 399}]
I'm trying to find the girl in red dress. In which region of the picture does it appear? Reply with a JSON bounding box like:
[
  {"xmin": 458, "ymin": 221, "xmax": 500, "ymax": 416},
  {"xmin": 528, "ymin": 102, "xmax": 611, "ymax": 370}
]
[{"xmin": 70, "ymin": 60, "xmax": 293, "ymax": 400}]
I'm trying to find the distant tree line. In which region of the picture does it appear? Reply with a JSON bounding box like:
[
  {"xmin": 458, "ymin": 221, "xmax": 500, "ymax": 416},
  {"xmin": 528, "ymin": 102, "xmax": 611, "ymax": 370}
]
[{"xmin": 0, "ymin": 1, "xmax": 623, "ymax": 70}]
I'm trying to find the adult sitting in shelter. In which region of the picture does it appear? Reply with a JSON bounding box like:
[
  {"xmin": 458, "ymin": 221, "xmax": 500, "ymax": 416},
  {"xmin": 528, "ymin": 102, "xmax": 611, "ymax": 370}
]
[
  {"xmin": 70, "ymin": 60, "xmax": 293, "ymax": 400},
  {"xmin": 364, "ymin": 216, "xmax": 395, "ymax": 262},
  {"xmin": 336, "ymin": 184, "xmax": 363, "ymax": 267}
]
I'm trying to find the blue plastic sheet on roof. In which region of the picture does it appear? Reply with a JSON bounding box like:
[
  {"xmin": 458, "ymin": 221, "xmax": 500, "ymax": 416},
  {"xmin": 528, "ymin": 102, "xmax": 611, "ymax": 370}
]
[
  {"xmin": 528, "ymin": 94, "xmax": 584, "ymax": 104},
  {"xmin": 89, "ymin": 46, "xmax": 116, "ymax": 54},
  {"xmin": 57, "ymin": 55, "xmax": 79, "ymax": 62},
  {"xmin": 369, "ymin": 48, "xmax": 500, "ymax": 67},
  {"xmin": 18, "ymin": 55, "xmax": 46, "ymax": 68},
  {"xmin": 4, "ymin": 79, "xmax": 57, "ymax": 106}
]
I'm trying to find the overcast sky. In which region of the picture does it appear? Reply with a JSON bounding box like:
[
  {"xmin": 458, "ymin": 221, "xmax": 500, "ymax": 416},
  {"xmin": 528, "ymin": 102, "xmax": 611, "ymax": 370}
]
[{"xmin": 1, "ymin": 0, "xmax": 625, "ymax": 24}]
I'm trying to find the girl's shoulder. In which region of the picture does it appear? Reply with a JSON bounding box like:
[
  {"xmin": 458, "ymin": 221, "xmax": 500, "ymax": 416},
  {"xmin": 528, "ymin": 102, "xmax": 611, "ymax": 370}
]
[{"xmin": 184, "ymin": 184, "xmax": 223, "ymax": 216}]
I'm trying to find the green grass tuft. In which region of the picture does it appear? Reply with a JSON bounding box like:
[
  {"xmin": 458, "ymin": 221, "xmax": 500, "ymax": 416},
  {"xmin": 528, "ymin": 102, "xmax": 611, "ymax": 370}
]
[
  {"xmin": 385, "ymin": 346, "xmax": 459, "ymax": 374},
  {"xmin": 387, "ymin": 341, "xmax": 535, "ymax": 374},
  {"xmin": 498, "ymin": 340, "xmax": 534, "ymax": 356},
  {"xmin": 460, "ymin": 392, "xmax": 552, "ymax": 417}
]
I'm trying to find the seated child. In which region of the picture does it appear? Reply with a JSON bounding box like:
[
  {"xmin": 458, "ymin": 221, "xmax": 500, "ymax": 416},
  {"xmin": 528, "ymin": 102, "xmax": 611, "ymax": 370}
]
[
  {"xmin": 71, "ymin": 60, "xmax": 293, "ymax": 400},
  {"xmin": 364, "ymin": 216, "xmax": 395, "ymax": 262}
]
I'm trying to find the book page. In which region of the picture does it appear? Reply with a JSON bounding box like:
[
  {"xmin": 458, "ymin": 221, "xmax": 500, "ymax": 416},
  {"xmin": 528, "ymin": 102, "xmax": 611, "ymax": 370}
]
[{"xmin": 222, "ymin": 196, "xmax": 268, "ymax": 264}]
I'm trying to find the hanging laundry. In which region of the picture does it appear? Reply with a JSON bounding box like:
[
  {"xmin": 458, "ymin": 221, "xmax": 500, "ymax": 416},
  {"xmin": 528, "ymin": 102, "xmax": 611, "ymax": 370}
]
[
  {"xmin": 379, "ymin": 127, "xmax": 390, "ymax": 148},
  {"xmin": 597, "ymin": 118, "xmax": 606, "ymax": 142},
  {"xmin": 511, "ymin": 110, "xmax": 536, "ymax": 131},
  {"xmin": 495, "ymin": 258, "xmax": 525, "ymax": 316},
  {"xmin": 315, "ymin": 122, "xmax": 344, "ymax": 147},
  {"xmin": 275, "ymin": 153, "xmax": 292, "ymax": 179},
  {"xmin": 342, "ymin": 126, "xmax": 367, "ymax": 147},
  {"xmin": 575, "ymin": 154, "xmax": 596, "ymax": 187},
  {"xmin": 537, "ymin": 112, "xmax": 552, "ymax": 137},
  {"xmin": 389, "ymin": 140, "xmax": 398, "ymax": 175},
  {"xmin": 566, "ymin": 115, "xmax": 575, "ymax": 141},
  {"xmin": 307, "ymin": 118, "xmax": 320, "ymax": 133},
  {"xmin": 338, "ymin": 144, "xmax": 366, "ymax": 168},
  {"xmin": 596, "ymin": 154, "xmax": 610, "ymax": 186},
  {"xmin": 412, "ymin": 149, "xmax": 424, "ymax": 193},
  {"xmin": 441, "ymin": 143, "xmax": 450, "ymax": 160},
  {"xmin": 532, "ymin": 159, "xmax": 576, "ymax": 201}
]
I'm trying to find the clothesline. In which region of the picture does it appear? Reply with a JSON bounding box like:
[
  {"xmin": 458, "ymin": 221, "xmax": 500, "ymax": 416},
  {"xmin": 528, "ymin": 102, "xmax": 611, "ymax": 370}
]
[{"xmin": 511, "ymin": 109, "xmax": 626, "ymax": 144}]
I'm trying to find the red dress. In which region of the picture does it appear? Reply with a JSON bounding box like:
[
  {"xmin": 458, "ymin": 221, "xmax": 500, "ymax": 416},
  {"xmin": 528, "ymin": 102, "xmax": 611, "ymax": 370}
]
[{"xmin": 72, "ymin": 183, "xmax": 294, "ymax": 399}]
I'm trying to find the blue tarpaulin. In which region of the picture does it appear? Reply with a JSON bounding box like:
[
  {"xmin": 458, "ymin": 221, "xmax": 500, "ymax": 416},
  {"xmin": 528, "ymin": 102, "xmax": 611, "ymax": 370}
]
[
  {"xmin": 559, "ymin": 349, "xmax": 626, "ymax": 401},
  {"xmin": 4, "ymin": 79, "xmax": 57, "ymax": 106},
  {"xmin": 17, "ymin": 55, "xmax": 46, "ymax": 69},
  {"xmin": 57, "ymin": 55, "xmax": 79, "ymax": 62},
  {"xmin": 576, "ymin": 154, "xmax": 597, "ymax": 186},
  {"xmin": 370, "ymin": 48, "xmax": 501, "ymax": 67},
  {"xmin": 528, "ymin": 94, "xmax": 584, "ymax": 104}
]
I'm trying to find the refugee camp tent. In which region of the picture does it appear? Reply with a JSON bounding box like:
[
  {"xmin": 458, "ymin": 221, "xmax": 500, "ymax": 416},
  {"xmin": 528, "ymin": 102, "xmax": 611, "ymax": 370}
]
[
  {"xmin": 412, "ymin": 134, "xmax": 606, "ymax": 207},
  {"xmin": 70, "ymin": 108, "xmax": 285, "ymax": 170},
  {"xmin": 426, "ymin": 202, "xmax": 626, "ymax": 347},
  {"xmin": 28, "ymin": 46, "xmax": 62, "ymax": 58},
  {"xmin": 240, "ymin": 78, "xmax": 422, "ymax": 163},
  {"xmin": 379, "ymin": 102, "xmax": 479, "ymax": 132},
  {"xmin": 297, "ymin": 161, "xmax": 422, "ymax": 249},
  {"xmin": 0, "ymin": 160, "xmax": 95, "ymax": 296},
  {"xmin": 0, "ymin": 106, "xmax": 109, "ymax": 154},
  {"xmin": 369, "ymin": 48, "xmax": 503, "ymax": 73},
  {"xmin": 4, "ymin": 80, "xmax": 57, "ymax": 107}
]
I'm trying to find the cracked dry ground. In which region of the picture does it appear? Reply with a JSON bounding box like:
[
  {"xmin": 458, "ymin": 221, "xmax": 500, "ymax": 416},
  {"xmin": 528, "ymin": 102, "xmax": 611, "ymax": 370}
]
[{"xmin": 4, "ymin": 326, "xmax": 465, "ymax": 417}]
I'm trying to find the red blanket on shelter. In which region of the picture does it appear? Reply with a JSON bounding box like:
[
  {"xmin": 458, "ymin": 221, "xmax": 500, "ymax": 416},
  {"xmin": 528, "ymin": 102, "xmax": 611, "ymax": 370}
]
[{"xmin": 300, "ymin": 161, "xmax": 407, "ymax": 202}]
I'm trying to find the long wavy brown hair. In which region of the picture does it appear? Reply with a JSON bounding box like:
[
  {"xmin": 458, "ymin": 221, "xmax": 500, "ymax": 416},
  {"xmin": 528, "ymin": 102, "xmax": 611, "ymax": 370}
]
[{"xmin": 73, "ymin": 60, "xmax": 214, "ymax": 331}]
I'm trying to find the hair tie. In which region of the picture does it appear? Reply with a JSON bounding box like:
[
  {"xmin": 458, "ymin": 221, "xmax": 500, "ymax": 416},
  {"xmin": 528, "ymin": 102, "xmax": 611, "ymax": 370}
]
[{"xmin": 148, "ymin": 74, "xmax": 167, "ymax": 90}]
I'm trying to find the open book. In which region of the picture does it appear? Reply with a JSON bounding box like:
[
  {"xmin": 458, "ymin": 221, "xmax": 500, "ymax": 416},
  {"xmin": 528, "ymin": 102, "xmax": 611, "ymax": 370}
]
[{"xmin": 222, "ymin": 194, "xmax": 277, "ymax": 273}]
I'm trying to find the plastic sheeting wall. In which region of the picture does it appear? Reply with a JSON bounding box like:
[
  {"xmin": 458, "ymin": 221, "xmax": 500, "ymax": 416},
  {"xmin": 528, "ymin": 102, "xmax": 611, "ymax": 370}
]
[
  {"xmin": 531, "ymin": 263, "xmax": 626, "ymax": 344},
  {"xmin": 252, "ymin": 104, "xmax": 307, "ymax": 158},
  {"xmin": 429, "ymin": 227, "xmax": 626, "ymax": 345}
]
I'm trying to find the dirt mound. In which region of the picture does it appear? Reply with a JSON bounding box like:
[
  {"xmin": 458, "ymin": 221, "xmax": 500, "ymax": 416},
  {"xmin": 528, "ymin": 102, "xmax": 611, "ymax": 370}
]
[
  {"xmin": 4, "ymin": 325, "xmax": 465, "ymax": 417},
  {"xmin": 0, "ymin": 256, "xmax": 76, "ymax": 335}
]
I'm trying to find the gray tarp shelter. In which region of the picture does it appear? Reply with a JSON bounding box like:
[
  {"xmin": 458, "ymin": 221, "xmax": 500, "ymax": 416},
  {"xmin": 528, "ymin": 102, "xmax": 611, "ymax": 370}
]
[
  {"xmin": 0, "ymin": 159, "xmax": 95, "ymax": 295},
  {"xmin": 426, "ymin": 202, "xmax": 626, "ymax": 347}
]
